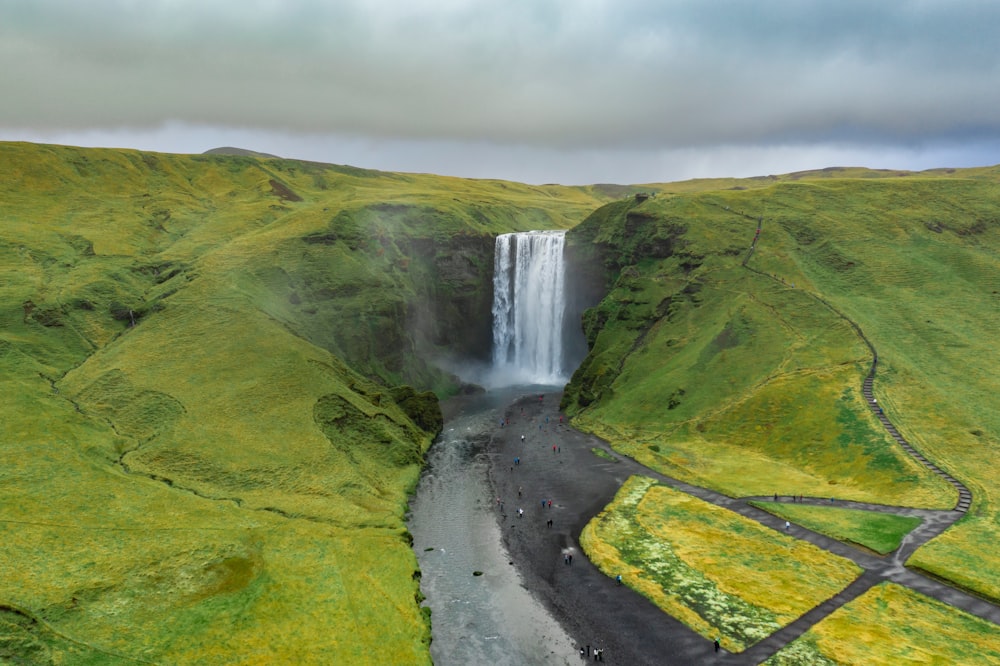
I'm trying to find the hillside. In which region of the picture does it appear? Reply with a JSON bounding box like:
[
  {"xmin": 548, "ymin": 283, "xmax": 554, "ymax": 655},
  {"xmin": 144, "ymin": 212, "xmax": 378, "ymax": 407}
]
[
  {"xmin": 0, "ymin": 142, "xmax": 609, "ymax": 663},
  {"xmin": 562, "ymin": 170, "xmax": 1000, "ymax": 603},
  {"xmin": 4, "ymin": 140, "xmax": 1000, "ymax": 663}
]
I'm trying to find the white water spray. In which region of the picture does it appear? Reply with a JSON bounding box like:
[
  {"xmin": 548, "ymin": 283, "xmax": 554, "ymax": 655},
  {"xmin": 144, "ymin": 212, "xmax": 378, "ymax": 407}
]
[{"xmin": 491, "ymin": 230, "xmax": 568, "ymax": 386}]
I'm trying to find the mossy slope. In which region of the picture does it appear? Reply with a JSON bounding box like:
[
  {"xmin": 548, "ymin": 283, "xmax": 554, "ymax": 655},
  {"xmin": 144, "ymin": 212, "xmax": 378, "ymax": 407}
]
[{"xmin": 0, "ymin": 141, "xmax": 607, "ymax": 663}]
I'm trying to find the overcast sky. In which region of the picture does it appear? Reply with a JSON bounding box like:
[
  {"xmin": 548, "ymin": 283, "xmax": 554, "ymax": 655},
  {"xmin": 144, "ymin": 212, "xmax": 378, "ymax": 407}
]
[{"xmin": 2, "ymin": 0, "xmax": 999, "ymax": 184}]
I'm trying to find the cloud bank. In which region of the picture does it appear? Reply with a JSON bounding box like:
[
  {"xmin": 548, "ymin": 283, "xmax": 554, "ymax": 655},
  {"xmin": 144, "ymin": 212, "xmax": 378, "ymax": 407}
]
[{"xmin": 2, "ymin": 0, "xmax": 998, "ymax": 182}]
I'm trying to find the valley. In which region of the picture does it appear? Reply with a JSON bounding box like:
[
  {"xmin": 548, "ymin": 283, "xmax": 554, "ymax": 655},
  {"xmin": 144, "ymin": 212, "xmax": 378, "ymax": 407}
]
[{"xmin": 1, "ymin": 142, "xmax": 999, "ymax": 663}]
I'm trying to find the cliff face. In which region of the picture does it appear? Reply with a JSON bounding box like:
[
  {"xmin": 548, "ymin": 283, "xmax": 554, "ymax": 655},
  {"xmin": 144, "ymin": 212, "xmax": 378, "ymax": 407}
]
[
  {"xmin": 560, "ymin": 198, "xmax": 692, "ymax": 410},
  {"xmin": 401, "ymin": 231, "xmax": 496, "ymax": 365},
  {"xmin": 283, "ymin": 204, "xmax": 555, "ymax": 394}
]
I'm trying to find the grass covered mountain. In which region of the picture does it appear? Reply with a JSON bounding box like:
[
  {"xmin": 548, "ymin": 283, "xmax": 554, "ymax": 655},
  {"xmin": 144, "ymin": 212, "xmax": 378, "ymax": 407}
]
[
  {"xmin": 3, "ymin": 139, "xmax": 999, "ymax": 663},
  {"xmin": 0, "ymin": 141, "xmax": 610, "ymax": 663},
  {"xmin": 562, "ymin": 169, "xmax": 1000, "ymax": 604}
]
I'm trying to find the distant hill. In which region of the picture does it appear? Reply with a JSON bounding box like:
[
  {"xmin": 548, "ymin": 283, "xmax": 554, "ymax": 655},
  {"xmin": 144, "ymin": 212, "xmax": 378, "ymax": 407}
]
[{"xmin": 203, "ymin": 145, "xmax": 281, "ymax": 158}]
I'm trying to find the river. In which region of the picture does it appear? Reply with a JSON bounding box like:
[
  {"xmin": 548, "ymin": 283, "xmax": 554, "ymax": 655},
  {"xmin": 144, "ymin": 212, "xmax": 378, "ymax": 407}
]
[{"xmin": 408, "ymin": 387, "xmax": 576, "ymax": 666}]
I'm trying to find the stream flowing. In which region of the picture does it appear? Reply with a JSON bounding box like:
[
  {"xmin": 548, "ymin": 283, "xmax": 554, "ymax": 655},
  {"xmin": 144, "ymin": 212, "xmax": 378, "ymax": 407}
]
[{"xmin": 408, "ymin": 388, "xmax": 575, "ymax": 665}]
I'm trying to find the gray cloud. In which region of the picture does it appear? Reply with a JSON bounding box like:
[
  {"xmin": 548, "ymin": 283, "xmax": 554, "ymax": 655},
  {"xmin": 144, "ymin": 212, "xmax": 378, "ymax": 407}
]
[{"xmin": 1, "ymin": 0, "xmax": 998, "ymax": 180}]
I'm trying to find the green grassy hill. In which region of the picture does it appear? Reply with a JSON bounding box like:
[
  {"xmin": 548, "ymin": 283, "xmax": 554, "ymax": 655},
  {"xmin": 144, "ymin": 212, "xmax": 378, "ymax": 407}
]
[
  {"xmin": 562, "ymin": 169, "xmax": 1000, "ymax": 600},
  {"xmin": 4, "ymin": 140, "xmax": 999, "ymax": 662},
  {"xmin": 0, "ymin": 141, "xmax": 608, "ymax": 663}
]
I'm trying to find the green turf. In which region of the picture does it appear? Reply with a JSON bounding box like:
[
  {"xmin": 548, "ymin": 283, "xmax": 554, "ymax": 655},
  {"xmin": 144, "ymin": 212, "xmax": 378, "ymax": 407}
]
[
  {"xmin": 750, "ymin": 502, "xmax": 922, "ymax": 554},
  {"xmin": 591, "ymin": 447, "xmax": 619, "ymax": 462}
]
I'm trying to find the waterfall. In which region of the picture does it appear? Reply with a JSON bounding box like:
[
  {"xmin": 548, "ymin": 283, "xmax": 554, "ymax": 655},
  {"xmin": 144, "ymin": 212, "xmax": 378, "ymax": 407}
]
[{"xmin": 491, "ymin": 230, "xmax": 568, "ymax": 386}]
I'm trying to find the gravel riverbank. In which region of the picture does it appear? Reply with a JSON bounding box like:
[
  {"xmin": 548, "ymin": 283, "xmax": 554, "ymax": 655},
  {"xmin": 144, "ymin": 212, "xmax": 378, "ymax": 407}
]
[{"xmin": 482, "ymin": 391, "xmax": 714, "ymax": 665}]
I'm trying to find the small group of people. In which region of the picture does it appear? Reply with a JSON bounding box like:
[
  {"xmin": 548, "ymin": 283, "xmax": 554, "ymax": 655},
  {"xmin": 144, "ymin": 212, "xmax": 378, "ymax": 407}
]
[{"xmin": 579, "ymin": 645, "xmax": 604, "ymax": 661}]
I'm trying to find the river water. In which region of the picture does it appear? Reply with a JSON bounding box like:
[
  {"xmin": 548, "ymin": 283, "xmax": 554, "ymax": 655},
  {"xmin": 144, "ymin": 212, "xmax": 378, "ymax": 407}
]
[{"xmin": 408, "ymin": 388, "xmax": 575, "ymax": 666}]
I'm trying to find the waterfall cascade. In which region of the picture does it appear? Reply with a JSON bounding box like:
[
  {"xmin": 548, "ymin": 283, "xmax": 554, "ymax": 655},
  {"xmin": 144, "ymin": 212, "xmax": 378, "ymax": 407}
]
[{"xmin": 491, "ymin": 230, "xmax": 568, "ymax": 386}]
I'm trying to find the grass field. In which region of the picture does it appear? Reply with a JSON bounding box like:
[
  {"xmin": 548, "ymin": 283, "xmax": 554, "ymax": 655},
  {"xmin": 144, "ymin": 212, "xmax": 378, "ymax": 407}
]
[
  {"xmin": 764, "ymin": 582, "xmax": 1000, "ymax": 665},
  {"xmin": 581, "ymin": 476, "xmax": 861, "ymax": 652},
  {"xmin": 750, "ymin": 502, "xmax": 922, "ymax": 554}
]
